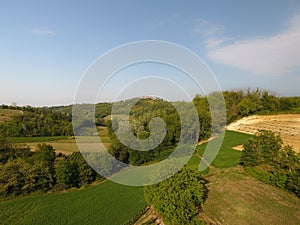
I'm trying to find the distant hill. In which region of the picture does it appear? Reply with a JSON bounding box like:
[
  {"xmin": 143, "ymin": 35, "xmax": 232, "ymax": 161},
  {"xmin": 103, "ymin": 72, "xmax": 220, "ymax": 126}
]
[{"xmin": 0, "ymin": 109, "xmax": 22, "ymax": 124}]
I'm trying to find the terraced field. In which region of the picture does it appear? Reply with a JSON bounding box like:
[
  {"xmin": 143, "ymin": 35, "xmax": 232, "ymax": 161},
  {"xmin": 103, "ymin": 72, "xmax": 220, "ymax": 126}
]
[{"xmin": 227, "ymin": 114, "xmax": 300, "ymax": 152}]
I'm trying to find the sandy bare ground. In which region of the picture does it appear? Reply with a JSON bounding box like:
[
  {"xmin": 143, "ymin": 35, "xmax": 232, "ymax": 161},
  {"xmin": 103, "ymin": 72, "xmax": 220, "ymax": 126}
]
[
  {"xmin": 227, "ymin": 114, "xmax": 300, "ymax": 152},
  {"xmin": 134, "ymin": 206, "xmax": 165, "ymax": 225}
]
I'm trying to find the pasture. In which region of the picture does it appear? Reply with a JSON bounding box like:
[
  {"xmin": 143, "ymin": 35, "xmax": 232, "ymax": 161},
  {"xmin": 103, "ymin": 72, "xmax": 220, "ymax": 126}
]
[{"xmin": 200, "ymin": 166, "xmax": 300, "ymax": 225}]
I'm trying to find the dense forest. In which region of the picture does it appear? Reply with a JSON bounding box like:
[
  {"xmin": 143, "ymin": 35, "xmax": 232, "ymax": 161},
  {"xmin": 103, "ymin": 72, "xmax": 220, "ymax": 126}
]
[
  {"xmin": 0, "ymin": 103, "xmax": 113, "ymax": 137},
  {"xmin": 0, "ymin": 105, "xmax": 73, "ymax": 137}
]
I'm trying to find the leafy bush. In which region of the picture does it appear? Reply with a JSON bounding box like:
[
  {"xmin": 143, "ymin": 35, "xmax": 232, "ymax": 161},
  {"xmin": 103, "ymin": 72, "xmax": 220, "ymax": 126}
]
[{"xmin": 144, "ymin": 168, "xmax": 207, "ymax": 225}]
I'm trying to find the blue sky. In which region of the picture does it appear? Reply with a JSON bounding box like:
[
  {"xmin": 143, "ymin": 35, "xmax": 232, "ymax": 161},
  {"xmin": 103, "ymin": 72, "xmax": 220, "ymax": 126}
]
[{"xmin": 1, "ymin": 0, "xmax": 300, "ymax": 106}]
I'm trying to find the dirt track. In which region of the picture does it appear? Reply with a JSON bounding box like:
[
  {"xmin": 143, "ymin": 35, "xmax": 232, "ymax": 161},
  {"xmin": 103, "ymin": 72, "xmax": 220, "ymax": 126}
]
[{"xmin": 227, "ymin": 114, "xmax": 300, "ymax": 152}]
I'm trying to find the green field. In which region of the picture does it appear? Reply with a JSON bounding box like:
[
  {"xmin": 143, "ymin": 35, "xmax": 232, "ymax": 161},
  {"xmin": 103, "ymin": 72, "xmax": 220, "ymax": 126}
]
[
  {"xmin": 196, "ymin": 131, "xmax": 253, "ymax": 168},
  {"xmin": 0, "ymin": 180, "xmax": 146, "ymax": 225},
  {"xmin": 8, "ymin": 136, "xmax": 71, "ymax": 143},
  {"xmin": 187, "ymin": 131, "xmax": 253, "ymax": 170}
]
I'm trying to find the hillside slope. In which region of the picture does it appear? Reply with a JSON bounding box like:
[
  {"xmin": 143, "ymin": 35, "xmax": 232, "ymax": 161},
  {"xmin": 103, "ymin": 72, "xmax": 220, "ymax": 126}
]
[{"xmin": 200, "ymin": 166, "xmax": 300, "ymax": 225}]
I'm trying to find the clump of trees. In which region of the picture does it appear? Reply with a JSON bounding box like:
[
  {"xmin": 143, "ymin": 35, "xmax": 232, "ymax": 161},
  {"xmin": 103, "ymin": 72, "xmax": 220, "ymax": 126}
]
[
  {"xmin": 0, "ymin": 137, "xmax": 101, "ymax": 198},
  {"xmin": 240, "ymin": 130, "xmax": 300, "ymax": 197},
  {"xmin": 0, "ymin": 142, "xmax": 56, "ymax": 197},
  {"xmin": 54, "ymin": 153, "xmax": 99, "ymax": 191},
  {"xmin": 108, "ymin": 99, "xmax": 183, "ymax": 166},
  {"xmin": 144, "ymin": 168, "xmax": 207, "ymax": 225}
]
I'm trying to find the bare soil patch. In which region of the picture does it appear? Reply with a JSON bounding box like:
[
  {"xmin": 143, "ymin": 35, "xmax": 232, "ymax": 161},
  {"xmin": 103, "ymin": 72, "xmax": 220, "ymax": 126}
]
[
  {"xmin": 227, "ymin": 114, "xmax": 300, "ymax": 152},
  {"xmin": 134, "ymin": 206, "xmax": 165, "ymax": 225},
  {"xmin": 232, "ymin": 144, "xmax": 244, "ymax": 151}
]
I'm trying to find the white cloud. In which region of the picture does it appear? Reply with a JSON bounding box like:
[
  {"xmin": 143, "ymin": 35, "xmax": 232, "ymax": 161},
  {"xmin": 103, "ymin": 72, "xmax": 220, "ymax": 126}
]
[
  {"xmin": 204, "ymin": 37, "xmax": 232, "ymax": 49},
  {"xmin": 193, "ymin": 19, "xmax": 231, "ymax": 49},
  {"xmin": 31, "ymin": 28, "xmax": 56, "ymax": 35},
  {"xmin": 207, "ymin": 14, "xmax": 300, "ymax": 75}
]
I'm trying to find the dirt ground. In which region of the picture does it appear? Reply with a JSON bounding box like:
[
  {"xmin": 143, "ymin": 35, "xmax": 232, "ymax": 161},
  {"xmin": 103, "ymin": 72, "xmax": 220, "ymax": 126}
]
[
  {"xmin": 227, "ymin": 114, "xmax": 300, "ymax": 152},
  {"xmin": 133, "ymin": 206, "xmax": 165, "ymax": 225}
]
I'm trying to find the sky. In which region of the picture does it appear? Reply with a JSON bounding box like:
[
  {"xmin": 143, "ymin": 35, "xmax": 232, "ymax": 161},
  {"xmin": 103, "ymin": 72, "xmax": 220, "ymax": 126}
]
[{"xmin": 1, "ymin": 0, "xmax": 300, "ymax": 106}]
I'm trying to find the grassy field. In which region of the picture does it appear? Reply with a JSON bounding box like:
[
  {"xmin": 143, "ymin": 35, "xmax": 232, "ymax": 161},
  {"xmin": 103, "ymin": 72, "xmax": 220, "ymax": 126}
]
[
  {"xmin": 8, "ymin": 136, "xmax": 71, "ymax": 143},
  {"xmin": 0, "ymin": 180, "xmax": 146, "ymax": 225},
  {"xmin": 187, "ymin": 131, "xmax": 253, "ymax": 170},
  {"xmin": 196, "ymin": 131, "xmax": 253, "ymax": 168},
  {"xmin": 200, "ymin": 166, "xmax": 300, "ymax": 225}
]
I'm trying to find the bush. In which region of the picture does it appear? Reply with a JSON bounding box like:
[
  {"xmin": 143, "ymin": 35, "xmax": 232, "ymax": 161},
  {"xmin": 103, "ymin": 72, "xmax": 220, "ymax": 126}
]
[{"xmin": 144, "ymin": 168, "xmax": 207, "ymax": 225}]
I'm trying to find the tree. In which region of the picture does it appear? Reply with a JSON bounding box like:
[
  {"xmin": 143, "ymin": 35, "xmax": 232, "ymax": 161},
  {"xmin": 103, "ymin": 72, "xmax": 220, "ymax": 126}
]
[
  {"xmin": 76, "ymin": 156, "xmax": 97, "ymax": 185},
  {"xmin": 33, "ymin": 144, "xmax": 56, "ymax": 173},
  {"xmin": 241, "ymin": 130, "xmax": 282, "ymax": 166},
  {"xmin": 55, "ymin": 160, "xmax": 79, "ymax": 190},
  {"xmin": 144, "ymin": 168, "xmax": 207, "ymax": 225}
]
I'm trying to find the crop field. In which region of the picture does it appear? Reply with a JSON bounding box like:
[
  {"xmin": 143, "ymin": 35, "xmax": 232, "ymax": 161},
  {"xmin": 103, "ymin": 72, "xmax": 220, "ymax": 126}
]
[
  {"xmin": 0, "ymin": 180, "xmax": 146, "ymax": 225},
  {"xmin": 11, "ymin": 126, "xmax": 111, "ymax": 156},
  {"xmin": 227, "ymin": 114, "xmax": 300, "ymax": 152}
]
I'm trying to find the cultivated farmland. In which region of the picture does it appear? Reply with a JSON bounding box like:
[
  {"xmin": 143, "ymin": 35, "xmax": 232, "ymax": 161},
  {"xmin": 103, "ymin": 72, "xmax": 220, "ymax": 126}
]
[
  {"xmin": 227, "ymin": 114, "xmax": 300, "ymax": 152},
  {"xmin": 0, "ymin": 180, "xmax": 146, "ymax": 225}
]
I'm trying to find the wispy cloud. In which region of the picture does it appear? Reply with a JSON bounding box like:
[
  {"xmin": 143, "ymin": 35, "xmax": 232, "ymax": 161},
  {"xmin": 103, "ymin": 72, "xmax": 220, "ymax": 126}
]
[
  {"xmin": 193, "ymin": 19, "xmax": 224, "ymax": 36},
  {"xmin": 193, "ymin": 19, "xmax": 231, "ymax": 48},
  {"xmin": 207, "ymin": 14, "xmax": 300, "ymax": 75},
  {"xmin": 31, "ymin": 28, "xmax": 56, "ymax": 36}
]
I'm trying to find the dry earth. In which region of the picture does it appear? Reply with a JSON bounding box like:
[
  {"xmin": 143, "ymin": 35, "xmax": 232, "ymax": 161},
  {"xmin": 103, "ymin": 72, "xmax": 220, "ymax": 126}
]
[
  {"xmin": 133, "ymin": 206, "xmax": 165, "ymax": 225},
  {"xmin": 227, "ymin": 114, "xmax": 300, "ymax": 152}
]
